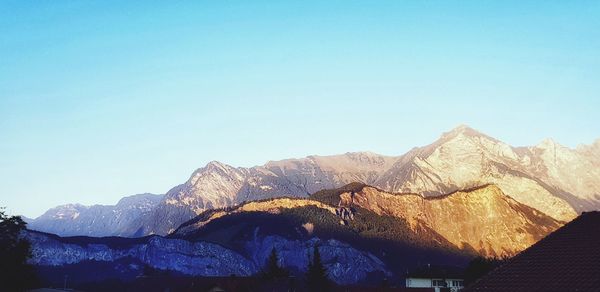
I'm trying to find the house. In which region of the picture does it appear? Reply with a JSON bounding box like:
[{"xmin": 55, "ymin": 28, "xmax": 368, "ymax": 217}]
[
  {"xmin": 466, "ymin": 211, "xmax": 600, "ymax": 291},
  {"xmin": 405, "ymin": 264, "xmax": 465, "ymax": 292}
]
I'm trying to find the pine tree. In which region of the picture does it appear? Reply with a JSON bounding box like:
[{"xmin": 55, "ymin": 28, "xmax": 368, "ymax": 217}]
[
  {"xmin": 262, "ymin": 247, "xmax": 288, "ymax": 279},
  {"xmin": 0, "ymin": 208, "xmax": 37, "ymax": 291},
  {"xmin": 306, "ymin": 246, "xmax": 330, "ymax": 291}
]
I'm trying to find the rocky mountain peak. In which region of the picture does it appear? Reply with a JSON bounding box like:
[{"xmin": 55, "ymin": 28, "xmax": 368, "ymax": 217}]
[
  {"xmin": 442, "ymin": 124, "xmax": 483, "ymax": 139},
  {"xmin": 46, "ymin": 203, "xmax": 86, "ymax": 213},
  {"xmin": 536, "ymin": 138, "xmax": 561, "ymax": 150},
  {"xmin": 40, "ymin": 204, "xmax": 85, "ymax": 220},
  {"xmin": 580, "ymin": 138, "xmax": 600, "ymax": 152},
  {"xmin": 187, "ymin": 161, "xmax": 240, "ymax": 186},
  {"xmin": 407, "ymin": 125, "xmax": 507, "ymax": 162},
  {"xmin": 428, "ymin": 125, "xmax": 501, "ymax": 155},
  {"xmin": 116, "ymin": 193, "xmax": 163, "ymax": 209},
  {"xmin": 575, "ymin": 139, "xmax": 600, "ymax": 162},
  {"xmin": 205, "ymin": 160, "xmax": 234, "ymax": 171},
  {"xmin": 345, "ymin": 150, "xmax": 379, "ymax": 157},
  {"xmin": 344, "ymin": 151, "xmax": 387, "ymax": 163},
  {"xmin": 28, "ymin": 193, "xmax": 165, "ymax": 237},
  {"xmin": 590, "ymin": 139, "xmax": 600, "ymax": 157}
]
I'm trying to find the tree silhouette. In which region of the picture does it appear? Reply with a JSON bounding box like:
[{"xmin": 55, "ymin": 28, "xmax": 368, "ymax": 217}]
[
  {"xmin": 464, "ymin": 256, "xmax": 507, "ymax": 285},
  {"xmin": 262, "ymin": 247, "xmax": 289, "ymax": 279},
  {"xmin": 0, "ymin": 208, "xmax": 37, "ymax": 291},
  {"xmin": 305, "ymin": 245, "xmax": 330, "ymax": 291}
]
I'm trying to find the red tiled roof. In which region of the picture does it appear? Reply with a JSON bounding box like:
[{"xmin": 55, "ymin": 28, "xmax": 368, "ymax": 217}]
[{"xmin": 466, "ymin": 211, "xmax": 600, "ymax": 292}]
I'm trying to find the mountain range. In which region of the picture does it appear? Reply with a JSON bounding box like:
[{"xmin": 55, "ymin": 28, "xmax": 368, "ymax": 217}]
[
  {"xmin": 23, "ymin": 125, "xmax": 600, "ymax": 287},
  {"xmin": 26, "ymin": 182, "xmax": 564, "ymax": 286},
  {"xmin": 27, "ymin": 193, "xmax": 163, "ymax": 237},
  {"xmin": 28, "ymin": 125, "xmax": 600, "ymax": 239}
]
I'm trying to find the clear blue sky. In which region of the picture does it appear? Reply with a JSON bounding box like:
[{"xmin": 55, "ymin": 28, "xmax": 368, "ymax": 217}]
[{"xmin": 1, "ymin": 1, "xmax": 599, "ymax": 217}]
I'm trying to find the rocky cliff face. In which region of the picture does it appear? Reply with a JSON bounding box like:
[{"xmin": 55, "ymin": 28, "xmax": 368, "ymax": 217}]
[
  {"xmin": 28, "ymin": 193, "xmax": 163, "ymax": 237},
  {"xmin": 31, "ymin": 125, "xmax": 600, "ymax": 237},
  {"xmin": 26, "ymin": 231, "xmax": 256, "ymax": 277},
  {"xmin": 246, "ymin": 236, "xmax": 389, "ymax": 285},
  {"xmin": 337, "ymin": 185, "xmax": 562, "ymax": 257},
  {"xmin": 26, "ymin": 230, "xmax": 388, "ymax": 285},
  {"xmin": 529, "ymin": 138, "xmax": 600, "ymax": 210}
]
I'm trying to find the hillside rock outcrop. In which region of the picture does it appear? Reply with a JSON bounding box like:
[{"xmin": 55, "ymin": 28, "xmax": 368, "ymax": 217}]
[
  {"xmin": 338, "ymin": 185, "xmax": 562, "ymax": 257},
  {"xmin": 26, "ymin": 231, "xmax": 388, "ymax": 285}
]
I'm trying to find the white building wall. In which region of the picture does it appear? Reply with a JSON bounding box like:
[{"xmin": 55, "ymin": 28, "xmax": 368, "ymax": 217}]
[
  {"xmin": 445, "ymin": 278, "xmax": 465, "ymax": 288},
  {"xmin": 406, "ymin": 277, "xmax": 465, "ymax": 291},
  {"xmin": 406, "ymin": 278, "xmax": 432, "ymax": 287}
]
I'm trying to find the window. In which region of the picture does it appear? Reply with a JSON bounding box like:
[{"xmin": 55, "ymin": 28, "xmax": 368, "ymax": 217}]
[
  {"xmin": 432, "ymin": 279, "xmax": 446, "ymax": 287},
  {"xmin": 451, "ymin": 280, "xmax": 464, "ymax": 287}
]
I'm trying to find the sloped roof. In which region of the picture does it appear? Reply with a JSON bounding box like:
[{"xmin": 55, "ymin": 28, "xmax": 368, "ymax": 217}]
[{"xmin": 467, "ymin": 211, "xmax": 600, "ymax": 292}]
